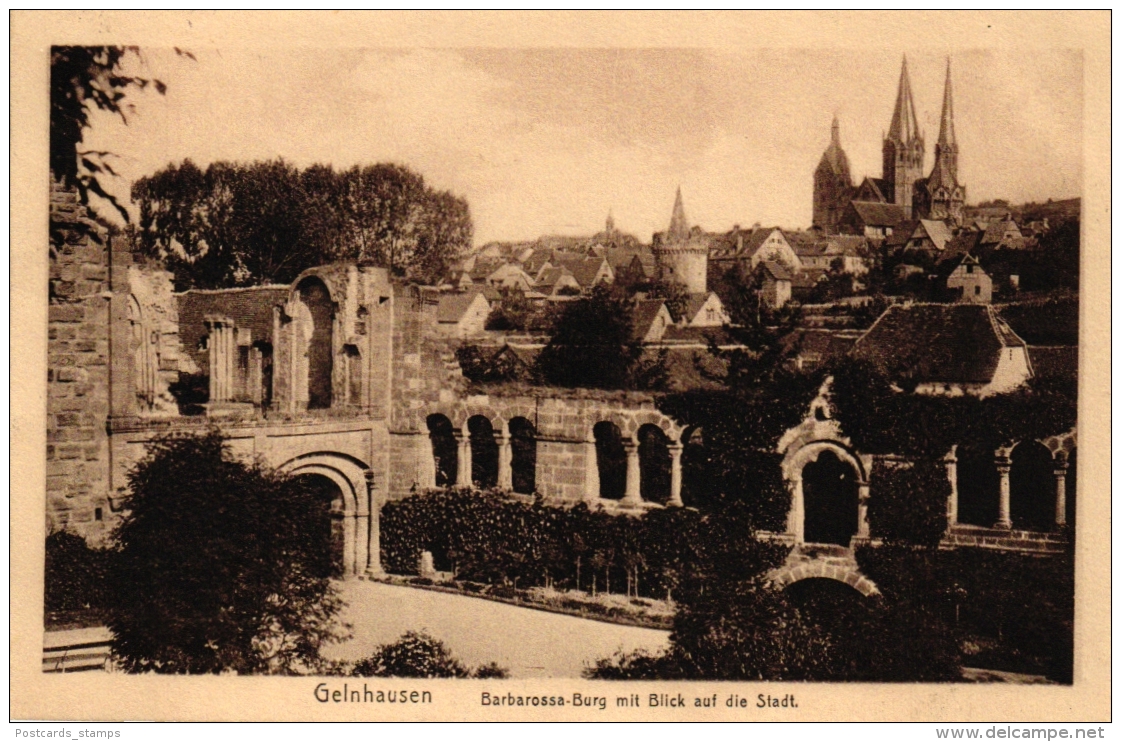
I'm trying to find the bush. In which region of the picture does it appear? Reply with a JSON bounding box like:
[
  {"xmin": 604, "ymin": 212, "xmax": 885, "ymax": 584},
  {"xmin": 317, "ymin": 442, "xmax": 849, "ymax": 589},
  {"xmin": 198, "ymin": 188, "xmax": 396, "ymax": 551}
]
[
  {"xmin": 857, "ymin": 545, "xmax": 1073, "ymax": 682},
  {"xmin": 867, "ymin": 458, "xmax": 950, "ymax": 547},
  {"xmin": 44, "ymin": 530, "xmax": 110, "ymax": 617},
  {"xmin": 351, "ymin": 631, "xmax": 508, "ymax": 678},
  {"xmin": 107, "ymin": 430, "xmax": 348, "ymax": 674},
  {"xmin": 380, "ymin": 488, "xmax": 790, "ymax": 601}
]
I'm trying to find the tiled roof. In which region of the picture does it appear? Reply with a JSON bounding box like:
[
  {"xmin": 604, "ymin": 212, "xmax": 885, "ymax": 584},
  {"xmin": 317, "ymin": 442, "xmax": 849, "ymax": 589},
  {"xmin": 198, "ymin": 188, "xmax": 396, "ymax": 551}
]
[
  {"xmin": 604, "ymin": 247, "xmax": 656, "ymax": 277},
  {"xmin": 762, "ymin": 261, "xmax": 793, "ymax": 281},
  {"xmin": 850, "ymin": 201, "xmax": 906, "ymax": 227},
  {"xmin": 851, "ymin": 303, "xmax": 1028, "ymax": 384},
  {"xmin": 633, "ymin": 298, "xmax": 669, "ymax": 340},
  {"xmin": 551, "ymin": 253, "xmax": 609, "ymax": 288},
  {"xmin": 176, "ymin": 286, "xmax": 289, "ymax": 371},
  {"xmin": 436, "ymin": 290, "xmax": 488, "ymax": 324},
  {"xmin": 918, "ymin": 219, "xmax": 954, "ymax": 251}
]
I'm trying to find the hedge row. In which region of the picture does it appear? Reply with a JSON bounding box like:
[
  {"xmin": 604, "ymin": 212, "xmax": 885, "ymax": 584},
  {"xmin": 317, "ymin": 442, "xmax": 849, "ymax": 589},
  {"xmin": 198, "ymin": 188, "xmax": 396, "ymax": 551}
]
[{"xmin": 380, "ymin": 488, "xmax": 791, "ymax": 600}]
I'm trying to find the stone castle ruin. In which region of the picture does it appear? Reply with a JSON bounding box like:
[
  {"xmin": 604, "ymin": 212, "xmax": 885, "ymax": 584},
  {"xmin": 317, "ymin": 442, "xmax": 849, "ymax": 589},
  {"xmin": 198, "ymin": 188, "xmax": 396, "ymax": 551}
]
[{"xmin": 47, "ymin": 182, "xmax": 1075, "ymax": 590}]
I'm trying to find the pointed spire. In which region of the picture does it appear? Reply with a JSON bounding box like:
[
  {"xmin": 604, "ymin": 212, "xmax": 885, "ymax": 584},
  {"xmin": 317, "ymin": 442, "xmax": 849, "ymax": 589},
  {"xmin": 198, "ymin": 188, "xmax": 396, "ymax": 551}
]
[
  {"xmin": 605, "ymin": 208, "xmax": 616, "ymax": 234},
  {"xmin": 938, "ymin": 57, "xmax": 956, "ymax": 147},
  {"xmin": 667, "ymin": 186, "xmax": 689, "ymax": 241},
  {"xmin": 831, "ymin": 114, "xmax": 841, "ymax": 145},
  {"xmin": 888, "ymin": 55, "xmax": 920, "ymax": 143}
]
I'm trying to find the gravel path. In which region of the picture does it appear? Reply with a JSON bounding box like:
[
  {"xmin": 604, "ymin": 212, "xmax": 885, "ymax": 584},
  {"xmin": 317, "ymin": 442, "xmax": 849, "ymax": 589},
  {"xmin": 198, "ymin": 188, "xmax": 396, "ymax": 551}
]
[{"xmin": 324, "ymin": 581, "xmax": 671, "ymax": 678}]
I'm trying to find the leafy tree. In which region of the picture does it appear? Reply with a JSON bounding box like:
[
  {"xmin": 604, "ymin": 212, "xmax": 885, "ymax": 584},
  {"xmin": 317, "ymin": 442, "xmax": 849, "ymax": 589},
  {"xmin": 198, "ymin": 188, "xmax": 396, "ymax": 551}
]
[
  {"xmin": 107, "ymin": 430, "xmax": 348, "ymax": 674},
  {"xmin": 485, "ymin": 287, "xmax": 533, "ymax": 332},
  {"xmin": 535, "ymin": 285, "xmax": 647, "ymax": 389},
  {"xmin": 50, "ymin": 45, "xmax": 188, "ymax": 220},
  {"xmin": 132, "ymin": 160, "xmax": 472, "ymax": 289},
  {"xmin": 44, "ymin": 530, "xmax": 110, "ymax": 618},
  {"xmin": 645, "ymin": 278, "xmax": 691, "ymax": 322}
]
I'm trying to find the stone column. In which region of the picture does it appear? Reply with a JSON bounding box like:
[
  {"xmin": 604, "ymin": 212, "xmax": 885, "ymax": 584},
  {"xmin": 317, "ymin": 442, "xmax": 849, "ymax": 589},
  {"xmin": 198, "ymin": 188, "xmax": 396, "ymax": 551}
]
[
  {"xmin": 342, "ymin": 512, "xmax": 357, "ymax": 577},
  {"xmin": 366, "ymin": 470, "xmax": 384, "ymax": 576},
  {"xmin": 1053, "ymin": 459, "xmax": 1068, "ymax": 527},
  {"xmin": 856, "ymin": 483, "xmax": 871, "ymax": 538},
  {"xmin": 995, "ymin": 455, "xmax": 1013, "ymax": 529},
  {"xmin": 204, "ymin": 317, "xmax": 234, "ymax": 403},
  {"xmin": 790, "ymin": 475, "xmax": 804, "ymax": 544},
  {"xmin": 622, "ymin": 440, "xmax": 642, "ymax": 507},
  {"xmin": 497, "ymin": 430, "xmax": 513, "ymax": 490},
  {"xmin": 944, "ymin": 448, "xmax": 959, "ymax": 527},
  {"xmin": 455, "ymin": 430, "xmax": 472, "ymax": 487},
  {"xmin": 668, "ymin": 442, "xmax": 684, "ymax": 507},
  {"xmin": 583, "ymin": 437, "xmax": 600, "ymax": 503}
]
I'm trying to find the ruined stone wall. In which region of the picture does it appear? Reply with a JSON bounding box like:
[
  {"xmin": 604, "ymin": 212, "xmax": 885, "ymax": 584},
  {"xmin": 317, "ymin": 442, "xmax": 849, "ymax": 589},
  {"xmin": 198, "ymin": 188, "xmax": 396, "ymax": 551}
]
[
  {"xmin": 128, "ymin": 263, "xmax": 182, "ymax": 416},
  {"xmin": 46, "ymin": 182, "xmax": 115, "ymax": 540}
]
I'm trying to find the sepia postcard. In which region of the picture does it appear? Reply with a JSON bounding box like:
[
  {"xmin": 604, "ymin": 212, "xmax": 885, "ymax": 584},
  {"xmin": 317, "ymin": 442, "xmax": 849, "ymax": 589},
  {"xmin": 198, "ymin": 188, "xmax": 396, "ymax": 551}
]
[{"xmin": 10, "ymin": 11, "xmax": 1110, "ymax": 722}]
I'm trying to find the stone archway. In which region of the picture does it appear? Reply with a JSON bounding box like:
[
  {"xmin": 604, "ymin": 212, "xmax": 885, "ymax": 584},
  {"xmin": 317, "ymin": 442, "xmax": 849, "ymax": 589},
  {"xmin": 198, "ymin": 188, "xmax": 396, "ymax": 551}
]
[
  {"xmin": 637, "ymin": 423, "xmax": 671, "ymax": 505},
  {"xmin": 279, "ymin": 453, "xmax": 371, "ymax": 578},
  {"xmin": 1010, "ymin": 440, "xmax": 1057, "ymax": 531},
  {"xmin": 785, "ymin": 441, "xmax": 868, "ymax": 547},
  {"xmin": 769, "ymin": 560, "xmax": 879, "ymax": 597},
  {"xmin": 467, "ymin": 415, "xmax": 499, "ymax": 489},
  {"xmin": 291, "ymin": 472, "xmax": 347, "ymax": 578},
  {"xmin": 508, "ymin": 416, "xmax": 537, "ymax": 495},
  {"xmin": 801, "ymin": 450, "xmax": 860, "ymax": 546}
]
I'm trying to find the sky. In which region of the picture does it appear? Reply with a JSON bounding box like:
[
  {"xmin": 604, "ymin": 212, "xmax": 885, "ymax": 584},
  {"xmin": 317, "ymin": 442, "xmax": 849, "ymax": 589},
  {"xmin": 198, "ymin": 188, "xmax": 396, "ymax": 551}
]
[{"xmin": 84, "ymin": 47, "xmax": 1083, "ymax": 246}]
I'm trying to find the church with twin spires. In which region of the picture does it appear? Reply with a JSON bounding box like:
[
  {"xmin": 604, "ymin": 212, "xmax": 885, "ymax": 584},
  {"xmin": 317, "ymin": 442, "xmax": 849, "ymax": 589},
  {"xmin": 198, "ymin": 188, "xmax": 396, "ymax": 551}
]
[{"xmin": 813, "ymin": 57, "xmax": 966, "ymax": 235}]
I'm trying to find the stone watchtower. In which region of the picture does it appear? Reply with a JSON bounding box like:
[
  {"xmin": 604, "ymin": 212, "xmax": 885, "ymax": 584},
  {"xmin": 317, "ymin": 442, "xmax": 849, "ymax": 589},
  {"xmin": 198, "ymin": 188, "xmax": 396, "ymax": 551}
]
[
  {"xmin": 882, "ymin": 56, "xmax": 925, "ymax": 220},
  {"xmin": 652, "ymin": 187, "xmax": 709, "ymax": 295},
  {"xmin": 813, "ymin": 116, "xmax": 854, "ymax": 234},
  {"xmin": 926, "ymin": 59, "xmax": 966, "ymax": 224}
]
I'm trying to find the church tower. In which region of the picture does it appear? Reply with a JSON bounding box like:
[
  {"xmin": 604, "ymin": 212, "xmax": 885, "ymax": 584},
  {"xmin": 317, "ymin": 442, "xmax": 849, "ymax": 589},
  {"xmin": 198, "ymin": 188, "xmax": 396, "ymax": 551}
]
[
  {"xmin": 813, "ymin": 116, "xmax": 854, "ymax": 233},
  {"xmin": 926, "ymin": 59, "xmax": 966, "ymax": 224},
  {"xmin": 882, "ymin": 56, "xmax": 925, "ymax": 219},
  {"xmin": 652, "ymin": 187, "xmax": 708, "ymax": 295}
]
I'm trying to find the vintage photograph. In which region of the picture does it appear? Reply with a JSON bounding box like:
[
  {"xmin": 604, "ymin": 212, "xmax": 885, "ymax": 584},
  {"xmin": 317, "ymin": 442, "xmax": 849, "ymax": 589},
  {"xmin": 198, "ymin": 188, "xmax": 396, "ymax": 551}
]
[{"xmin": 19, "ymin": 13, "xmax": 1107, "ymax": 722}]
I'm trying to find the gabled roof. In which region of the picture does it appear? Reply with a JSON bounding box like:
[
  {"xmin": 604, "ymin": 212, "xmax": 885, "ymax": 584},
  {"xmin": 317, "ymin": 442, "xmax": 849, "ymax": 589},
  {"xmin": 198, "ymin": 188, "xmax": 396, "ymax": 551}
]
[
  {"xmin": 916, "ymin": 219, "xmax": 954, "ymax": 251},
  {"xmin": 177, "ymin": 285, "xmax": 289, "ymax": 368},
  {"xmin": 981, "ymin": 218, "xmax": 1023, "ymax": 244},
  {"xmin": 762, "ymin": 261, "xmax": 793, "ymax": 281},
  {"xmin": 854, "ymin": 177, "xmax": 891, "ymax": 203},
  {"xmin": 679, "ymin": 292, "xmax": 724, "ymax": 322},
  {"xmin": 849, "ymin": 201, "xmax": 905, "ymax": 228},
  {"xmin": 604, "ymin": 247, "xmax": 656, "ymax": 278},
  {"xmin": 633, "ymin": 298, "xmax": 671, "ymax": 341},
  {"xmin": 741, "ymin": 227, "xmax": 786, "ymax": 257},
  {"xmin": 436, "ymin": 290, "xmax": 488, "ymax": 324},
  {"xmin": 791, "ymin": 268, "xmax": 827, "ymax": 289},
  {"xmin": 851, "ymin": 304, "xmax": 1028, "ymax": 384},
  {"xmin": 468, "ymin": 257, "xmax": 506, "ymax": 281},
  {"xmin": 551, "ymin": 253, "xmax": 610, "ymax": 288},
  {"xmin": 536, "ymin": 265, "xmax": 577, "ymax": 290}
]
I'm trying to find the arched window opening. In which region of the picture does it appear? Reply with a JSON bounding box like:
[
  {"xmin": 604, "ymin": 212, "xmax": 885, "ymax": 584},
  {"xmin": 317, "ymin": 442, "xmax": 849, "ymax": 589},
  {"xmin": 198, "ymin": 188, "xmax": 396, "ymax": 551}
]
[
  {"xmin": 292, "ymin": 473, "xmax": 345, "ymax": 578},
  {"xmin": 468, "ymin": 415, "xmax": 499, "ymax": 489},
  {"xmin": 508, "ymin": 417, "xmax": 537, "ymax": 495},
  {"xmin": 252, "ymin": 341, "xmax": 273, "ymax": 409},
  {"xmin": 297, "ymin": 277, "xmax": 334, "ymax": 410},
  {"xmin": 426, "ymin": 414, "xmax": 457, "ymax": 488},
  {"xmin": 801, "ymin": 449, "xmax": 859, "ymax": 546},
  {"xmin": 594, "ymin": 421, "xmax": 627, "ymax": 500},
  {"xmin": 638, "ymin": 424, "xmax": 671, "ymax": 505},
  {"xmin": 957, "ymin": 446, "xmax": 1000, "ymax": 527},
  {"xmin": 1010, "ymin": 441, "xmax": 1055, "ymax": 531},
  {"xmin": 680, "ymin": 427, "xmax": 712, "ymax": 509},
  {"xmin": 343, "ymin": 344, "xmax": 362, "ymax": 407}
]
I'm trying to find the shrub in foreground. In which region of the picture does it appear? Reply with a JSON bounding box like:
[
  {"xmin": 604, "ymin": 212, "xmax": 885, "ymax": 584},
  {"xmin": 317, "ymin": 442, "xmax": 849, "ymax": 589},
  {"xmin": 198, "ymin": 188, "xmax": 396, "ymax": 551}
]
[
  {"xmin": 352, "ymin": 631, "xmax": 508, "ymax": 678},
  {"xmin": 107, "ymin": 430, "xmax": 348, "ymax": 674}
]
